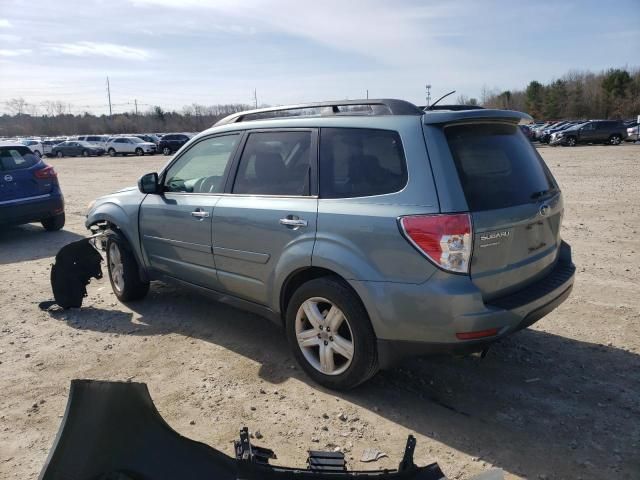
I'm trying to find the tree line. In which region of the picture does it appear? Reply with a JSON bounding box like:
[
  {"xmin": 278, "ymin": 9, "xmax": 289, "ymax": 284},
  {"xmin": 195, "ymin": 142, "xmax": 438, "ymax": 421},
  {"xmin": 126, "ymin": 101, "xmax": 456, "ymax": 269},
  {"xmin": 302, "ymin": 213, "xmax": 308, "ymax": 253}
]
[
  {"xmin": 0, "ymin": 103, "xmax": 252, "ymax": 137},
  {"xmin": 481, "ymin": 67, "xmax": 640, "ymax": 120},
  {"xmin": 2, "ymin": 67, "xmax": 639, "ymax": 137}
]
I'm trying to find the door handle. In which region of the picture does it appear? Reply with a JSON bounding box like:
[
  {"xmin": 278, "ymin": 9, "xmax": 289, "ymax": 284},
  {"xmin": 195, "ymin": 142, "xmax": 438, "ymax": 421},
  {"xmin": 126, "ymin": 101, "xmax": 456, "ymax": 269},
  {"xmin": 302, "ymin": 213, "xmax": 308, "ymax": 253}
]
[
  {"xmin": 280, "ymin": 218, "xmax": 307, "ymax": 228},
  {"xmin": 191, "ymin": 209, "xmax": 210, "ymax": 219}
]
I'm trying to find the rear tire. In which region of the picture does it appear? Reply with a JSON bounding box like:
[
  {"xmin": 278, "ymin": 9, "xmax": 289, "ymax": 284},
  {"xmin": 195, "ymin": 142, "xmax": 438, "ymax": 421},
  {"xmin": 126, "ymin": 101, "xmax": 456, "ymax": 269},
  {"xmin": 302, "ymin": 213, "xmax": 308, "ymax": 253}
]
[
  {"xmin": 82, "ymin": 149, "xmax": 89, "ymax": 157},
  {"xmin": 56, "ymin": 151, "xmax": 63, "ymax": 158},
  {"xmin": 105, "ymin": 230, "xmax": 150, "ymax": 302},
  {"xmin": 135, "ymin": 147, "xmax": 144, "ymax": 156},
  {"xmin": 566, "ymin": 136, "xmax": 577, "ymax": 147},
  {"xmin": 609, "ymin": 134, "xmax": 622, "ymax": 145},
  {"xmin": 285, "ymin": 276, "xmax": 379, "ymax": 390},
  {"xmin": 41, "ymin": 213, "xmax": 65, "ymax": 231},
  {"xmin": 162, "ymin": 147, "xmax": 171, "ymax": 155},
  {"xmin": 108, "ymin": 148, "xmax": 116, "ymax": 157}
]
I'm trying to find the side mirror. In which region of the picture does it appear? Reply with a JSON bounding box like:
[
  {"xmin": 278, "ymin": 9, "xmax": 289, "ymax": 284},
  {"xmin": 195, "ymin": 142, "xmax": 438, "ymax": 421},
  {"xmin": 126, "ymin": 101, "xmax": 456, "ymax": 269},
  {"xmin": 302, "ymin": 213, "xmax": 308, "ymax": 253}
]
[{"xmin": 138, "ymin": 172, "xmax": 160, "ymax": 194}]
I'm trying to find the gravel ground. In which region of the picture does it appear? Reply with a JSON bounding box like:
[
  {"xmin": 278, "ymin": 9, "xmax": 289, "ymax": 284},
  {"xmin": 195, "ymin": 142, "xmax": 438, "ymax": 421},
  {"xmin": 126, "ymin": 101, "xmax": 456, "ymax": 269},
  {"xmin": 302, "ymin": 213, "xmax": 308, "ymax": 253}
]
[{"xmin": 1, "ymin": 144, "xmax": 639, "ymax": 479}]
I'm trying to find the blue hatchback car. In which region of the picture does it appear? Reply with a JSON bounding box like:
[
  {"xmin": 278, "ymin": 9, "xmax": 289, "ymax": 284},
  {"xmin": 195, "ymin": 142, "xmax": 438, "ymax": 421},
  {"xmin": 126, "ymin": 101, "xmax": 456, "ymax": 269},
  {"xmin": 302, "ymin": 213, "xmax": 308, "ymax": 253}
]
[{"xmin": 0, "ymin": 143, "xmax": 65, "ymax": 230}]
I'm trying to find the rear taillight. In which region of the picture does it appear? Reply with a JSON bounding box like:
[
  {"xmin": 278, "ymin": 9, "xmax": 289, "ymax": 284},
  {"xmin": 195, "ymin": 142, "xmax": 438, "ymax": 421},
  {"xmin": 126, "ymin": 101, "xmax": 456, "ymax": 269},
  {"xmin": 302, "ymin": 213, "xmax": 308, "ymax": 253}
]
[
  {"xmin": 399, "ymin": 213, "xmax": 472, "ymax": 274},
  {"xmin": 34, "ymin": 165, "xmax": 57, "ymax": 179}
]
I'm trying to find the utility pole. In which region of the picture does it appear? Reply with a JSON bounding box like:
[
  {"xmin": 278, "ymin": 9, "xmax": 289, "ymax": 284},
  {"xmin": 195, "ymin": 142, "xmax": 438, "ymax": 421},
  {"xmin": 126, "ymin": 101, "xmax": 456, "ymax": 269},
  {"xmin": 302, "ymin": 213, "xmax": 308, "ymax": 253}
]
[
  {"xmin": 253, "ymin": 88, "xmax": 258, "ymax": 109},
  {"xmin": 134, "ymin": 99, "xmax": 138, "ymax": 115},
  {"xmin": 366, "ymin": 89, "xmax": 369, "ymax": 99},
  {"xmin": 425, "ymin": 84, "xmax": 432, "ymax": 107},
  {"xmin": 106, "ymin": 77, "xmax": 113, "ymax": 116}
]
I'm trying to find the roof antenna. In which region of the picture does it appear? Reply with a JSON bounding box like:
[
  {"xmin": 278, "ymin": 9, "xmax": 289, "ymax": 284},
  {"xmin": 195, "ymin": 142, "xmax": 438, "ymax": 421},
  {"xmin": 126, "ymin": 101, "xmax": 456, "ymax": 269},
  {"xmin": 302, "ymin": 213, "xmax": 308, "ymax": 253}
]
[{"xmin": 426, "ymin": 90, "xmax": 456, "ymax": 110}]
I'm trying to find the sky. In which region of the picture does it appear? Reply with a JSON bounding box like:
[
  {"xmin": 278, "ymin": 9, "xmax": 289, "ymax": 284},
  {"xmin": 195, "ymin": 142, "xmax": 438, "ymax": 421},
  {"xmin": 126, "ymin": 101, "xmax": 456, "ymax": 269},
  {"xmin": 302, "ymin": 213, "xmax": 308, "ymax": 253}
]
[{"xmin": 0, "ymin": 0, "xmax": 638, "ymax": 115}]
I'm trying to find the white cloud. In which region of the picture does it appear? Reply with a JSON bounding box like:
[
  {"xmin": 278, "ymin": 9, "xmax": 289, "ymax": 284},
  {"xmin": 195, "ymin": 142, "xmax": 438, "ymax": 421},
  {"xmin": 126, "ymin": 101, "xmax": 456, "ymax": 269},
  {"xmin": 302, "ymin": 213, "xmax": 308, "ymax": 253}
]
[
  {"xmin": 46, "ymin": 41, "xmax": 152, "ymax": 60},
  {"xmin": 0, "ymin": 19, "xmax": 11, "ymax": 28},
  {"xmin": 0, "ymin": 48, "xmax": 31, "ymax": 57}
]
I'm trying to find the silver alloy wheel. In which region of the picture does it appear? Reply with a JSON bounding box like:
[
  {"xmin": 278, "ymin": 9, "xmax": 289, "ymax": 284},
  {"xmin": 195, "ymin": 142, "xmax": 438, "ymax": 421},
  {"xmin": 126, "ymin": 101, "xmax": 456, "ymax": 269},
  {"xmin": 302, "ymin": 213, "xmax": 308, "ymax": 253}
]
[
  {"xmin": 295, "ymin": 297, "xmax": 354, "ymax": 376},
  {"xmin": 163, "ymin": 147, "xmax": 170, "ymax": 155},
  {"xmin": 108, "ymin": 242, "xmax": 125, "ymax": 294},
  {"xmin": 610, "ymin": 135, "xmax": 621, "ymax": 145},
  {"xmin": 567, "ymin": 137, "xmax": 576, "ymax": 146}
]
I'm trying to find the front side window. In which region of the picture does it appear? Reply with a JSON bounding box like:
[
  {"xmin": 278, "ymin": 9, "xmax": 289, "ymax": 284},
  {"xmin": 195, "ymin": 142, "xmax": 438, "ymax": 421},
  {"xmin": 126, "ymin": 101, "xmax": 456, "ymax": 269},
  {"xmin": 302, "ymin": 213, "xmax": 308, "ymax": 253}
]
[
  {"xmin": 319, "ymin": 128, "xmax": 407, "ymax": 198},
  {"xmin": 232, "ymin": 131, "xmax": 312, "ymax": 196},
  {"xmin": 164, "ymin": 134, "xmax": 240, "ymax": 193}
]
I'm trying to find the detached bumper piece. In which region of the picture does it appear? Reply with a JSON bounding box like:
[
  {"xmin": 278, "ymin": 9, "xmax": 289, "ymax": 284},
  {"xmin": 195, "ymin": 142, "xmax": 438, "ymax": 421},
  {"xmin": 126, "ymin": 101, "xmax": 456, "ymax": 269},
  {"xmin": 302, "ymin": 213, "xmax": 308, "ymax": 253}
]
[{"xmin": 40, "ymin": 380, "xmax": 446, "ymax": 480}]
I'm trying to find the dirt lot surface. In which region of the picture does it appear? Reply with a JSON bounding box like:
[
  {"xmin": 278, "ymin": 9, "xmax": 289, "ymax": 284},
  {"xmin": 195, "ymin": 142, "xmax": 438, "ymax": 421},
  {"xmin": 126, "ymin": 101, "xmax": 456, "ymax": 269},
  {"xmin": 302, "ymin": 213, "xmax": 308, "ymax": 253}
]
[{"xmin": 1, "ymin": 144, "xmax": 639, "ymax": 479}]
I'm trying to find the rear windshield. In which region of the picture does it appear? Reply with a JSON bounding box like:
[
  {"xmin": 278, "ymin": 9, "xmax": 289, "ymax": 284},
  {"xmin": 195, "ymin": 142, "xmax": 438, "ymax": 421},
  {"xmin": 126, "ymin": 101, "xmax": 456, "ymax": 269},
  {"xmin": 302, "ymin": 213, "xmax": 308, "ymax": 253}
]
[
  {"xmin": 0, "ymin": 146, "xmax": 40, "ymax": 171},
  {"xmin": 445, "ymin": 123, "xmax": 556, "ymax": 211}
]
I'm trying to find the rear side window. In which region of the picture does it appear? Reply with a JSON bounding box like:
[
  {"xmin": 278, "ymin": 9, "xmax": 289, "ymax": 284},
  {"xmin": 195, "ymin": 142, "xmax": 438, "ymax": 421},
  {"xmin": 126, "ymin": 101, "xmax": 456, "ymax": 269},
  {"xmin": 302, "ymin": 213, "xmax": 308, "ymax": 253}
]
[
  {"xmin": 0, "ymin": 147, "xmax": 39, "ymax": 171},
  {"xmin": 445, "ymin": 123, "xmax": 555, "ymax": 211},
  {"xmin": 320, "ymin": 128, "xmax": 407, "ymax": 198},
  {"xmin": 233, "ymin": 131, "xmax": 312, "ymax": 196}
]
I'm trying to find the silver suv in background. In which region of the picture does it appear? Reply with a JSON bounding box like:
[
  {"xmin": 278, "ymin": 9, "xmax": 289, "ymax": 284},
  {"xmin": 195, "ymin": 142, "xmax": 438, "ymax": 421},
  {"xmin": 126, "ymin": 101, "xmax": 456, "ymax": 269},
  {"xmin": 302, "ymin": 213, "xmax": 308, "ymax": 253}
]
[
  {"xmin": 106, "ymin": 136, "xmax": 157, "ymax": 156},
  {"xmin": 77, "ymin": 135, "xmax": 109, "ymax": 150},
  {"xmin": 86, "ymin": 99, "xmax": 575, "ymax": 389}
]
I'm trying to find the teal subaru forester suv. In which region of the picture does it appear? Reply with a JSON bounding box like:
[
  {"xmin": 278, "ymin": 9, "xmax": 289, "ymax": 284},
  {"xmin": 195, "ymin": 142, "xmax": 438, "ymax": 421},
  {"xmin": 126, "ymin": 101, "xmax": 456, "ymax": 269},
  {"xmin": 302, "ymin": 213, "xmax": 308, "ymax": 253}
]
[{"xmin": 86, "ymin": 99, "xmax": 575, "ymax": 389}]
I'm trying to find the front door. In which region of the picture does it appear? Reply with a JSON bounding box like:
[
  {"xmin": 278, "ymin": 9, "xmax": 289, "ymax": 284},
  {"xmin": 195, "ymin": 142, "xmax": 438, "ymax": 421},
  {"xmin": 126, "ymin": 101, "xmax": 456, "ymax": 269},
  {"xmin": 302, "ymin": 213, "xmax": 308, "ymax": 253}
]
[
  {"xmin": 139, "ymin": 133, "xmax": 242, "ymax": 290},
  {"xmin": 212, "ymin": 129, "xmax": 318, "ymax": 306}
]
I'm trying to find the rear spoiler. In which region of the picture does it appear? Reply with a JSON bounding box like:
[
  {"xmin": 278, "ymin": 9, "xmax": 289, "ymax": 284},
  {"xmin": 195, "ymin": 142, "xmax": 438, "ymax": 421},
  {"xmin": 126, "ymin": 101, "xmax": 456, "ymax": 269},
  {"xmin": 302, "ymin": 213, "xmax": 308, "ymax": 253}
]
[{"xmin": 423, "ymin": 109, "xmax": 532, "ymax": 125}]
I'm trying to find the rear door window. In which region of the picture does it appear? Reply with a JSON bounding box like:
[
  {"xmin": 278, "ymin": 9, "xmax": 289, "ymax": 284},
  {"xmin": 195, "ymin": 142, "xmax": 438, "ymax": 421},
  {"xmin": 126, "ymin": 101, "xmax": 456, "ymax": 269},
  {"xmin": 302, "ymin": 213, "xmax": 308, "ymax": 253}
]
[
  {"xmin": 319, "ymin": 128, "xmax": 407, "ymax": 198},
  {"xmin": 233, "ymin": 131, "xmax": 313, "ymax": 196},
  {"xmin": 445, "ymin": 123, "xmax": 555, "ymax": 211},
  {"xmin": 0, "ymin": 147, "xmax": 39, "ymax": 171}
]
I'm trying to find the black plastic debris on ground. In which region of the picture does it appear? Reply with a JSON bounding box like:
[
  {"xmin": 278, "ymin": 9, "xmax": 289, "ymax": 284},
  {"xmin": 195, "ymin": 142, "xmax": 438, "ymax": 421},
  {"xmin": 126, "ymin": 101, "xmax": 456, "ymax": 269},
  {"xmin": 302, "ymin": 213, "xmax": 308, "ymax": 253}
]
[
  {"xmin": 39, "ymin": 380, "xmax": 447, "ymax": 480},
  {"xmin": 39, "ymin": 238, "xmax": 102, "ymax": 310}
]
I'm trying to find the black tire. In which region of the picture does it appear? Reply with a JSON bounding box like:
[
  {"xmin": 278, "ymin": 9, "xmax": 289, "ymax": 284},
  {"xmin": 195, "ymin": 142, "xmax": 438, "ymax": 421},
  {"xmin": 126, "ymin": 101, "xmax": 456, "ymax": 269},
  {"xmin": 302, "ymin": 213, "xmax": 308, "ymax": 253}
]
[
  {"xmin": 82, "ymin": 149, "xmax": 89, "ymax": 157},
  {"xmin": 105, "ymin": 230, "xmax": 150, "ymax": 302},
  {"xmin": 566, "ymin": 136, "xmax": 577, "ymax": 147},
  {"xmin": 285, "ymin": 276, "xmax": 379, "ymax": 390},
  {"xmin": 162, "ymin": 147, "xmax": 171, "ymax": 155},
  {"xmin": 108, "ymin": 148, "xmax": 117, "ymax": 157},
  {"xmin": 609, "ymin": 134, "xmax": 622, "ymax": 145},
  {"xmin": 56, "ymin": 151, "xmax": 63, "ymax": 158},
  {"xmin": 41, "ymin": 213, "xmax": 65, "ymax": 231},
  {"xmin": 135, "ymin": 147, "xmax": 144, "ymax": 156}
]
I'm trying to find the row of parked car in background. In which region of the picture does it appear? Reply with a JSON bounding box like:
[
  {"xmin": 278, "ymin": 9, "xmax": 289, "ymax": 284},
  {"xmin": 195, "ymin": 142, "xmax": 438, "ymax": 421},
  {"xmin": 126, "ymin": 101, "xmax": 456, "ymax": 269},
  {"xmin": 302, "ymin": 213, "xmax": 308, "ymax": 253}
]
[
  {"xmin": 0, "ymin": 132, "xmax": 195, "ymax": 158},
  {"xmin": 520, "ymin": 118, "xmax": 638, "ymax": 146}
]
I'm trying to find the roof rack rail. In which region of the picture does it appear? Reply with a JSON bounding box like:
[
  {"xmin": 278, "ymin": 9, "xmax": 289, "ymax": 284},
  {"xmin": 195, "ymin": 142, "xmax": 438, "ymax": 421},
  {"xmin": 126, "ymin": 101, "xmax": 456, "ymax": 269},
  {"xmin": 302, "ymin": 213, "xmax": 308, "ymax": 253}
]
[{"xmin": 214, "ymin": 99, "xmax": 423, "ymax": 126}]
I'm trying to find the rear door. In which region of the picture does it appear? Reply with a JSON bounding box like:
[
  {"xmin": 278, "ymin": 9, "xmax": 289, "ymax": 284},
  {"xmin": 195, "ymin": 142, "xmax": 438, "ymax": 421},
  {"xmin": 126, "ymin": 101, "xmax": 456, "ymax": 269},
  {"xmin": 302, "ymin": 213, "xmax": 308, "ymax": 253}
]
[
  {"xmin": 212, "ymin": 129, "xmax": 318, "ymax": 306},
  {"xmin": 0, "ymin": 146, "xmax": 49, "ymax": 202},
  {"xmin": 139, "ymin": 133, "xmax": 241, "ymax": 290},
  {"xmin": 444, "ymin": 122, "xmax": 562, "ymax": 300}
]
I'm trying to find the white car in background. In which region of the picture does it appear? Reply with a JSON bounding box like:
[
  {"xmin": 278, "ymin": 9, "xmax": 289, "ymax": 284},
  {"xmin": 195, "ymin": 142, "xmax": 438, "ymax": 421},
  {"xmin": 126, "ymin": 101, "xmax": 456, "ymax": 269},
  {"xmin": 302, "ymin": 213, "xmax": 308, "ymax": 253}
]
[
  {"xmin": 106, "ymin": 136, "xmax": 157, "ymax": 156},
  {"xmin": 21, "ymin": 139, "xmax": 44, "ymax": 157},
  {"xmin": 77, "ymin": 135, "xmax": 109, "ymax": 150}
]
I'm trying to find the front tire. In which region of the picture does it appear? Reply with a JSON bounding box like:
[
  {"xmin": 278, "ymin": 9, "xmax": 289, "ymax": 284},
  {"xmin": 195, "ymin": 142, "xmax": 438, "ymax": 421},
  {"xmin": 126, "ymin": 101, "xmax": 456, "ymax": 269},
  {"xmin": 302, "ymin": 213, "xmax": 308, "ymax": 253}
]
[
  {"xmin": 286, "ymin": 277, "xmax": 378, "ymax": 390},
  {"xmin": 566, "ymin": 136, "xmax": 577, "ymax": 147},
  {"xmin": 82, "ymin": 149, "xmax": 89, "ymax": 157},
  {"xmin": 56, "ymin": 151, "xmax": 64, "ymax": 158},
  {"xmin": 106, "ymin": 230, "xmax": 150, "ymax": 302},
  {"xmin": 162, "ymin": 147, "xmax": 171, "ymax": 155},
  {"xmin": 108, "ymin": 148, "xmax": 116, "ymax": 157},
  {"xmin": 41, "ymin": 213, "xmax": 65, "ymax": 231},
  {"xmin": 135, "ymin": 147, "xmax": 144, "ymax": 156}
]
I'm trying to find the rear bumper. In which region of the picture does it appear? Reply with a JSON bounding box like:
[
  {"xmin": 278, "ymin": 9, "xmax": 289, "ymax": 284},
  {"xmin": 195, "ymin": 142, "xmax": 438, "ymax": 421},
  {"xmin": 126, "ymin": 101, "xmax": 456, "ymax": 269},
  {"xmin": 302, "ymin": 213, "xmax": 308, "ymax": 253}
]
[
  {"xmin": 0, "ymin": 191, "xmax": 64, "ymax": 226},
  {"xmin": 351, "ymin": 241, "xmax": 575, "ymax": 368}
]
